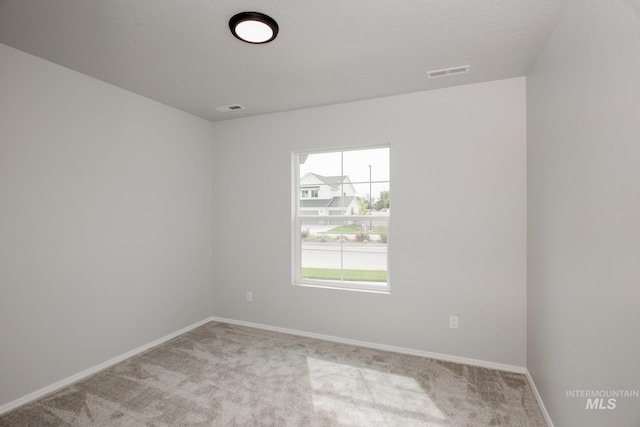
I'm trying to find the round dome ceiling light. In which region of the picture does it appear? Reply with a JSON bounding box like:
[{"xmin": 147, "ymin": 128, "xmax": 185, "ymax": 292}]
[{"xmin": 229, "ymin": 12, "xmax": 279, "ymax": 44}]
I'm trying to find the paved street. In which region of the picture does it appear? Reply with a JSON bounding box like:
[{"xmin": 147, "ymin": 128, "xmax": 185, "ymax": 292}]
[{"xmin": 301, "ymin": 242, "xmax": 387, "ymax": 270}]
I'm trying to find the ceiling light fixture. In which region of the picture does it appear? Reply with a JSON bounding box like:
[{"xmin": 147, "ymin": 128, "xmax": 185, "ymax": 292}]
[{"xmin": 229, "ymin": 12, "xmax": 279, "ymax": 44}]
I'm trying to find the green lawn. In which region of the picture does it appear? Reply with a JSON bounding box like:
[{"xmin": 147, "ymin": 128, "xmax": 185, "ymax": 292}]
[{"xmin": 302, "ymin": 268, "xmax": 387, "ymax": 282}]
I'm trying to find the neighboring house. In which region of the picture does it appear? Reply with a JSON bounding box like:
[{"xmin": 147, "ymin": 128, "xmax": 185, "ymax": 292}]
[{"xmin": 299, "ymin": 173, "xmax": 359, "ymax": 215}]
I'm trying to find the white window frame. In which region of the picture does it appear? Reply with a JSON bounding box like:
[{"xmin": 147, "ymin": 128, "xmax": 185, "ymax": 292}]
[{"xmin": 292, "ymin": 145, "xmax": 390, "ymax": 293}]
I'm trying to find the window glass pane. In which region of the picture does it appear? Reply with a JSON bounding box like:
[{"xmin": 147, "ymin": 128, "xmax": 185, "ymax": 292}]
[
  {"xmin": 299, "ymin": 151, "xmax": 346, "ymax": 216},
  {"xmin": 351, "ymin": 183, "xmax": 390, "ymax": 214},
  {"xmin": 342, "ymin": 218, "xmax": 387, "ymax": 283},
  {"xmin": 299, "ymin": 151, "xmax": 342, "ymax": 180},
  {"xmin": 342, "ymin": 251, "xmax": 387, "ymax": 282},
  {"xmin": 300, "ymin": 219, "xmax": 388, "ymax": 284},
  {"xmin": 301, "ymin": 220, "xmax": 344, "ymax": 281},
  {"xmin": 343, "ymin": 147, "xmax": 389, "ymax": 183}
]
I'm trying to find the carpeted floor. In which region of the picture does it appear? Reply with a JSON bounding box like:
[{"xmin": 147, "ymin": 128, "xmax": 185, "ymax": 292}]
[{"xmin": 0, "ymin": 321, "xmax": 547, "ymax": 426}]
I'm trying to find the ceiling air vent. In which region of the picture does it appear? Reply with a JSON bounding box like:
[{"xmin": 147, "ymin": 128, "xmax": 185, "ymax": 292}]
[
  {"xmin": 426, "ymin": 65, "xmax": 470, "ymax": 79},
  {"xmin": 215, "ymin": 104, "xmax": 246, "ymax": 112}
]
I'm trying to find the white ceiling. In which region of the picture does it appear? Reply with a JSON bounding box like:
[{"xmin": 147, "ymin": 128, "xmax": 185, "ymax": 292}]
[{"xmin": 0, "ymin": 0, "xmax": 566, "ymax": 122}]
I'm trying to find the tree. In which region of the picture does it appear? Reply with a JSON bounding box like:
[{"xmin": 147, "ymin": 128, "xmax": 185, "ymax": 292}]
[
  {"xmin": 373, "ymin": 190, "xmax": 390, "ymax": 211},
  {"xmin": 356, "ymin": 197, "xmax": 368, "ymax": 215}
]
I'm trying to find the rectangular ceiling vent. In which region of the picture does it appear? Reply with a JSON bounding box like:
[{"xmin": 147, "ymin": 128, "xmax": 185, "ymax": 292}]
[
  {"xmin": 215, "ymin": 104, "xmax": 246, "ymax": 112},
  {"xmin": 426, "ymin": 65, "xmax": 470, "ymax": 79}
]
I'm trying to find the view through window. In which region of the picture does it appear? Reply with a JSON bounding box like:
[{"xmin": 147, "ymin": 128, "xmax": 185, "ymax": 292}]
[{"xmin": 293, "ymin": 146, "xmax": 390, "ymax": 292}]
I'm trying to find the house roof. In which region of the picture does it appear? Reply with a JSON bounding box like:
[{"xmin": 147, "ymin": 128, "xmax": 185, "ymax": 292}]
[
  {"xmin": 300, "ymin": 199, "xmax": 332, "ymax": 208},
  {"xmin": 327, "ymin": 196, "xmax": 356, "ymax": 208},
  {"xmin": 307, "ymin": 173, "xmax": 346, "ymax": 190}
]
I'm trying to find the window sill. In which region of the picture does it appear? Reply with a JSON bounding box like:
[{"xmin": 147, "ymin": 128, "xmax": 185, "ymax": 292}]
[{"xmin": 292, "ymin": 281, "xmax": 390, "ymax": 295}]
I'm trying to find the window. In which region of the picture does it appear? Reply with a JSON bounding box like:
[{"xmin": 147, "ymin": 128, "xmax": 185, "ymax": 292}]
[
  {"xmin": 301, "ymin": 188, "xmax": 319, "ymax": 199},
  {"xmin": 293, "ymin": 146, "xmax": 390, "ymax": 293}
]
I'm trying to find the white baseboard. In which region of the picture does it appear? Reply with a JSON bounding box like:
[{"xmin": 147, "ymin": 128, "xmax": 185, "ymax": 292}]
[
  {"xmin": 210, "ymin": 316, "xmax": 527, "ymax": 374},
  {"xmin": 1, "ymin": 315, "xmax": 534, "ymax": 417},
  {"xmin": 0, "ymin": 317, "xmax": 214, "ymax": 416},
  {"xmin": 525, "ymin": 369, "xmax": 554, "ymax": 427}
]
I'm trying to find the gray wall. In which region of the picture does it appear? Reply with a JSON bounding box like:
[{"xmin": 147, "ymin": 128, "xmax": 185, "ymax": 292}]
[
  {"xmin": 0, "ymin": 44, "xmax": 214, "ymax": 406},
  {"xmin": 527, "ymin": 1, "xmax": 640, "ymax": 426},
  {"xmin": 211, "ymin": 78, "xmax": 528, "ymax": 367}
]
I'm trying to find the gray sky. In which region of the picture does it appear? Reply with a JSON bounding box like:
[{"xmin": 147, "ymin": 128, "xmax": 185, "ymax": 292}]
[{"xmin": 299, "ymin": 147, "xmax": 389, "ymax": 184}]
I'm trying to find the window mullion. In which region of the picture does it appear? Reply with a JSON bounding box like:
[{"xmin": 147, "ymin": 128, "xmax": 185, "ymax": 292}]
[{"xmin": 340, "ymin": 151, "xmax": 344, "ymax": 283}]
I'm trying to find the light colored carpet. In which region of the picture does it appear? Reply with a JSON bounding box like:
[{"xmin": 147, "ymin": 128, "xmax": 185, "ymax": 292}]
[{"xmin": 0, "ymin": 321, "xmax": 547, "ymax": 426}]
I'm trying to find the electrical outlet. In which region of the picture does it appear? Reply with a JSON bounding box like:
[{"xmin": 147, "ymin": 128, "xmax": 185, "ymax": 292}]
[
  {"xmin": 449, "ymin": 315, "xmax": 459, "ymax": 329},
  {"xmin": 246, "ymin": 291, "xmax": 253, "ymax": 302}
]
